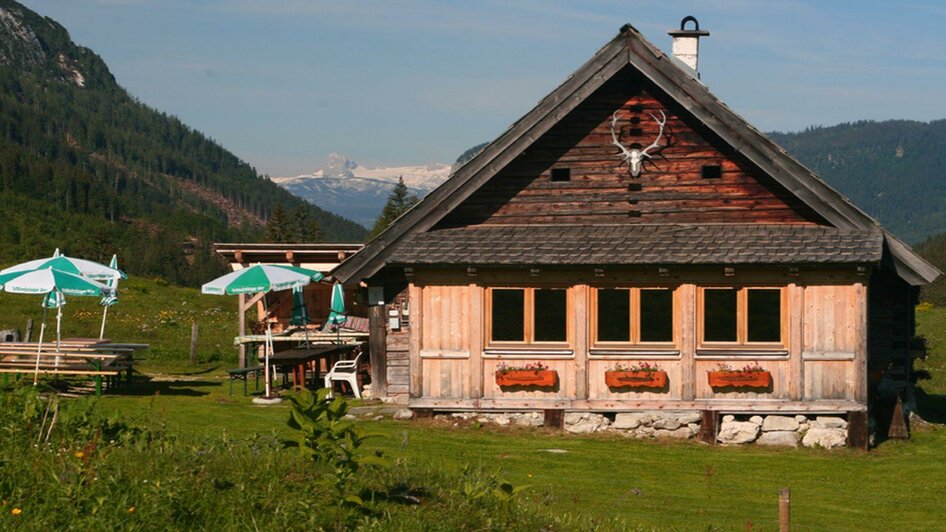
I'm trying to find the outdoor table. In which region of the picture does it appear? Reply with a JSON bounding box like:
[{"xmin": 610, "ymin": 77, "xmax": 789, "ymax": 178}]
[{"xmin": 268, "ymin": 344, "xmax": 358, "ymax": 390}]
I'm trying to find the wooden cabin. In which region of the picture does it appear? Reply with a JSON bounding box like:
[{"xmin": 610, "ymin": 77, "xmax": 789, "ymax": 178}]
[
  {"xmin": 213, "ymin": 243, "xmax": 365, "ymax": 367},
  {"xmin": 333, "ymin": 21, "xmax": 939, "ymax": 446}
]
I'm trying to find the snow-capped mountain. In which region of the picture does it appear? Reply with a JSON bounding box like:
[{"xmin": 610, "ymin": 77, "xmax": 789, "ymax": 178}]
[{"xmin": 272, "ymin": 153, "xmax": 452, "ymax": 227}]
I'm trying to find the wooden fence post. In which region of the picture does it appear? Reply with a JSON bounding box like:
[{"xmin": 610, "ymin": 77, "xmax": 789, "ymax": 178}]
[
  {"xmin": 189, "ymin": 321, "xmax": 199, "ymax": 365},
  {"xmin": 25, "ymin": 318, "xmax": 33, "ymax": 342},
  {"xmin": 778, "ymin": 488, "xmax": 790, "ymax": 532}
]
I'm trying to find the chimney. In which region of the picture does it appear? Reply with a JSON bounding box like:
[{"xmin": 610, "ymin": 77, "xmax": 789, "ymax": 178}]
[{"xmin": 668, "ymin": 16, "xmax": 709, "ymax": 78}]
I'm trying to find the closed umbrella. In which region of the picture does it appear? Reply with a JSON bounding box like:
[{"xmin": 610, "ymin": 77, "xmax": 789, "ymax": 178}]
[
  {"xmin": 0, "ymin": 267, "xmax": 115, "ymax": 384},
  {"xmin": 99, "ymin": 255, "xmax": 120, "ymax": 340},
  {"xmin": 289, "ymin": 286, "xmax": 311, "ymax": 347},
  {"xmin": 202, "ymin": 264, "xmax": 324, "ymax": 400},
  {"xmin": 326, "ymin": 282, "xmax": 347, "ymax": 344}
]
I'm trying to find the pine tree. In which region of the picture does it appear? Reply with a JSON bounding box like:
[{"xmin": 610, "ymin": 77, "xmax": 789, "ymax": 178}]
[
  {"xmin": 266, "ymin": 203, "xmax": 291, "ymax": 243},
  {"xmin": 291, "ymin": 205, "xmax": 325, "ymax": 243},
  {"xmin": 369, "ymin": 176, "xmax": 419, "ymax": 239}
]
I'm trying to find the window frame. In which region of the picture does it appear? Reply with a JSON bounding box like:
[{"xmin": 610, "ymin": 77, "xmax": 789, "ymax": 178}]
[
  {"xmin": 697, "ymin": 286, "xmax": 786, "ymax": 351},
  {"xmin": 485, "ymin": 286, "xmax": 572, "ymax": 348},
  {"xmin": 590, "ymin": 286, "xmax": 677, "ymax": 348}
]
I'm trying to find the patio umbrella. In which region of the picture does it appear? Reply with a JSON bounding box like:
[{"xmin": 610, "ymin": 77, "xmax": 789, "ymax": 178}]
[
  {"xmin": 289, "ymin": 286, "xmax": 311, "ymax": 346},
  {"xmin": 0, "ymin": 248, "xmax": 125, "ymax": 282},
  {"xmin": 0, "ymin": 267, "xmax": 115, "ymax": 384},
  {"xmin": 98, "ymin": 255, "xmax": 120, "ymax": 340},
  {"xmin": 326, "ymin": 282, "xmax": 347, "ymax": 344},
  {"xmin": 201, "ymin": 264, "xmax": 324, "ymax": 399}
]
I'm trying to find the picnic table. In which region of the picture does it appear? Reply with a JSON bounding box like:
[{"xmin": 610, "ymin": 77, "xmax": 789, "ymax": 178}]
[
  {"xmin": 0, "ymin": 340, "xmax": 149, "ymax": 395},
  {"xmin": 268, "ymin": 344, "xmax": 359, "ymax": 390}
]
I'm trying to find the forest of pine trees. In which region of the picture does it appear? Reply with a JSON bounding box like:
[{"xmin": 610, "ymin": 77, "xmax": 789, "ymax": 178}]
[{"xmin": 0, "ymin": 1, "xmax": 365, "ymax": 285}]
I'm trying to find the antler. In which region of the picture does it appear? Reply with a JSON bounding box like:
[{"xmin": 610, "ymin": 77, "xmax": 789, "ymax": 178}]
[
  {"xmin": 610, "ymin": 112, "xmax": 635, "ymax": 163},
  {"xmin": 639, "ymin": 110, "xmax": 667, "ymax": 158}
]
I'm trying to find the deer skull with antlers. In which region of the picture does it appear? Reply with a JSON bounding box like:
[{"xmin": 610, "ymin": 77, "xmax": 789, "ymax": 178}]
[{"xmin": 610, "ymin": 110, "xmax": 667, "ymax": 177}]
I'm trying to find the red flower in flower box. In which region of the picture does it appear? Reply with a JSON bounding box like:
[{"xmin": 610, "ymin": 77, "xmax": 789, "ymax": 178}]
[
  {"xmin": 605, "ymin": 361, "xmax": 667, "ymax": 389},
  {"xmin": 495, "ymin": 362, "xmax": 557, "ymax": 388},
  {"xmin": 707, "ymin": 363, "xmax": 772, "ymax": 389}
]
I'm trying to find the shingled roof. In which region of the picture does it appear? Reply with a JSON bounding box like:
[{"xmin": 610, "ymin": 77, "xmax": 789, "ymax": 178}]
[
  {"xmin": 390, "ymin": 225, "xmax": 883, "ymax": 267},
  {"xmin": 334, "ymin": 24, "xmax": 939, "ymax": 286}
]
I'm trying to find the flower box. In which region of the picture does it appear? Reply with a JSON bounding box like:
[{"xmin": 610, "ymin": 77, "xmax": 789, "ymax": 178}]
[
  {"xmin": 495, "ymin": 369, "xmax": 557, "ymax": 388},
  {"xmin": 707, "ymin": 370, "xmax": 772, "ymax": 389},
  {"xmin": 605, "ymin": 370, "xmax": 667, "ymax": 389}
]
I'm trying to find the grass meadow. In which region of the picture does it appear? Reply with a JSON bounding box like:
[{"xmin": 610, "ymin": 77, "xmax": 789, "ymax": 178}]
[{"xmin": 0, "ymin": 277, "xmax": 945, "ymax": 530}]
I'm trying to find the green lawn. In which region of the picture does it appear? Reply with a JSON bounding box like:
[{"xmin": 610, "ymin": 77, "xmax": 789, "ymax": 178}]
[
  {"xmin": 80, "ymin": 361, "xmax": 946, "ymax": 531},
  {"xmin": 2, "ymin": 280, "xmax": 946, "ymax": 529}
]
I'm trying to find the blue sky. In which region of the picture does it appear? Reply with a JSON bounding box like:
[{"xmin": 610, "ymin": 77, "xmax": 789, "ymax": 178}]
[{"xmin": 21, "ymin": 1, "xmax": 946, "ymax": 176}]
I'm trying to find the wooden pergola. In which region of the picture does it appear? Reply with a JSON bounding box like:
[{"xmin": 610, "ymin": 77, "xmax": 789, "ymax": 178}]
[{"xmin": 213, "ymin": 243, "xmax": 364, "ymax": 367}]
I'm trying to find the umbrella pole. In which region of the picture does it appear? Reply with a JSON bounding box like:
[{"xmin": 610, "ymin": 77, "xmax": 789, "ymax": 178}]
[
  {"xmin": 99, "ymin": 304, "xmax": 109, "ymax": 340},
  {"xmin": 55, "ymin": 302, "xmax": 62, "ymax": 367},
  {"xmin": 262, "ymin": 292, "xmax": 272, "ymax": 399},
  {"xmin": 33, "ymin": 306, "xmax": 48, "ymax": 386}
]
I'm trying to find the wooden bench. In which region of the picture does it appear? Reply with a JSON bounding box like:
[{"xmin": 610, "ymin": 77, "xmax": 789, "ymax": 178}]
[
  {"xmin": 0, "ymin": 361, "xmax": 122, "ymax": 396},
  {"xmin": 228, "ymin": 366, "xmax": 264, "ymax": 396}
]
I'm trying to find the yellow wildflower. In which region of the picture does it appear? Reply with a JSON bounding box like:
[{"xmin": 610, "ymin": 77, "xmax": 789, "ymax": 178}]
[
  {"xmin": 128, "ymin": 506, "xmax": 136, "ymax": 513},
  {"xmin": 74, "ymin": 451, "xmax": 85, "ymax": 459},
  {"xmin": 11, "ymin": 508, "xmax": 22, "ymax": 516}
]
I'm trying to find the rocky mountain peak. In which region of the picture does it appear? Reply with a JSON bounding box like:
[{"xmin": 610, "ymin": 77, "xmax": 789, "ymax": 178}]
[
  {"xmin": 323, "ymin": 152, "xmax": 358, "ymax": 178},
  {"xmin": 0, "ymin": 0, "xmax": 112, "ymax": 88}
]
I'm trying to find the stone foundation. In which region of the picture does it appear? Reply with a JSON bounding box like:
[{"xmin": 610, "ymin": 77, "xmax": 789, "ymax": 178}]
[{"xmin": 416, "ymin": 409, "xmax": 851, "ymax": 448}]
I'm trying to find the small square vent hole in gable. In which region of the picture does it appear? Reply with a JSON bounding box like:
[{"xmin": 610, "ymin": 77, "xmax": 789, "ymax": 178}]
[
  {"xmin": 550, "ymin": 167, "xmax": 571, "ymax": 182},
  {"xmin": 702, "ymin": 164, "xmax": 722, "ymax": 179}
]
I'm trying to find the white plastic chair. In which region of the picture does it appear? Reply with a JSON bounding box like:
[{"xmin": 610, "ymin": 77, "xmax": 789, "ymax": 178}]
[{"xmin": 324, "ymin": 352, "xmax": 362, "ymax": 398}]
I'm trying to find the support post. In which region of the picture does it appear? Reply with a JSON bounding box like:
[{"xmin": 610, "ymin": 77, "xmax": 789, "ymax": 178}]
[
  {"xmin": 368, "ymin": 305, "xmax": 388, "ymax": 396},
  {"xmin": 25, "ymin": 318, "xmax": 33, "ymax": 343},
  {"xmin": 189, "ymin": 321, "xmax": 199, "ymax": 365},
  {"xmin": 847, "ymin": 410, "xmax": 869, "ymax": 450},
  {"xmin": 698, "ymin": 410, "xmax": 719, "ymax": 444},
  {"xmin": 543, "ymin": 409, "xmax": 564, "ymax": 429},
  {"xmin": 778, "ymin": 488, "xmax": 790, "ymax": 532}
]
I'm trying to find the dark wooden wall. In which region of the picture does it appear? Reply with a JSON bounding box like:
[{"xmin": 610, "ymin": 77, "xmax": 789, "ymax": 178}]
[{"xmin": 438, "ymin": 67, "xmax": 825, "ymax": 228}]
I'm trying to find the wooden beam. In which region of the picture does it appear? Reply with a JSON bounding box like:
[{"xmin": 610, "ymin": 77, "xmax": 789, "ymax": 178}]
[
  {"xmin": 698, "ymin": 410, "xmax": 719, "ymax": 444},
  {"xmin": 853, "ymin": 281, "xmax": 868, "ymax": 404},
  {"xmin": 574, "ymin": 284, "xmax": 589, "ymax": 400},
  {"xmin": 408, "ymin": 283, "xmax": 423, "ymax": 398},
  {"xmin": 470, "ymin": 283, "xmax": 484, "ymax": 399},
  {"xmin": 241, "ymin": 292, "xmax": 265, "ymax": 313},
  {"xmin": 847, "ymin": 410, "xmax": 869, "ymax": 450},
  {"xmin": 543, "ymin": 409, "xmax": 564, "ymax": 428},
  {"xmin": 368, "ymin": 305, "xmax": 388, "ymax": 397},
  {"xmin": 788, "ymin": 283, "xmax": 804, "ymax": 401},
  {"xmin": 680, "ymin": 284, "xmax": 696, "ymax": 400}
]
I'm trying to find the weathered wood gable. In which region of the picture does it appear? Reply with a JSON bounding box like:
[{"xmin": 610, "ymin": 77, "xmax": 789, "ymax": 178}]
[{"xmin": 438, "ymin": 68, "xmax": 823, "ymax": 228}]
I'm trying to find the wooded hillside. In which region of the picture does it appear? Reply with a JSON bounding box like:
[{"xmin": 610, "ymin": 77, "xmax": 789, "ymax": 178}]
[{"xmin": 0, "ymin": 0, "xmax": 366, "ymax": 285}]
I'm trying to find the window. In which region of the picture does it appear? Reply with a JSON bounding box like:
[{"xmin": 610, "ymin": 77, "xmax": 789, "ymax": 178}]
[
  {"xmin": 701, "ymin": 287, "xmax": 783, "ymax": 346},
  {"xmin": 593, "ymin": 288, "xmax": 674, "ymax": 345},
  {"xmin": 550, "ymin": 167, "xmax": 571, "ymax": 182},
  {"xmin": 489, "ymin": 288, "xmax": 568, "ymax": 344}
]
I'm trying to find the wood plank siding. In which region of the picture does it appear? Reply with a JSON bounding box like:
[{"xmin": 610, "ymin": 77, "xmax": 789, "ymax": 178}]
[
  {"xmin": 437, "ymin": 70, "xmax": 825, "ymax": 228},
  {"xmin": 398, "ymin": 268, "xmax": 870, "ymax": 411}
]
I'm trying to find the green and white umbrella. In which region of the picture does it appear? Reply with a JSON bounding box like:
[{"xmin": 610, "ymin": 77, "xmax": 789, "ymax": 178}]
[
  {"xmin": 0, "ymin": 266, "xmax": 115, "ymax": 384},
  {"xmin": 327, "ymin": 282, "xmax": 347, "ymax": 344},
  {"xmin": 201, "ymin": 264, "xmax": 323, "ymax": 295},
  {"xmin": 201, "ymin": 264, "xmax": 324, "ymax": 399},
  {"xmin": 99, "ymin": 255, "xmax": 120, "ymax": 339},
  {"xmin": 0, "ymin": 248, "xmax": 125, "ymax": 282}
]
